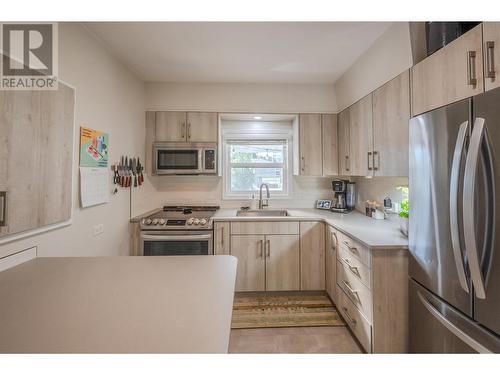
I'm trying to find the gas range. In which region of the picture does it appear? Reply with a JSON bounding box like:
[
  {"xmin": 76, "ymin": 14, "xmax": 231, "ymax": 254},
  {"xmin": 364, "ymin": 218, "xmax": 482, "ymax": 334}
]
[{"xmin": 140, "ymin": 206, "xmax": 219, "ymax": 231}]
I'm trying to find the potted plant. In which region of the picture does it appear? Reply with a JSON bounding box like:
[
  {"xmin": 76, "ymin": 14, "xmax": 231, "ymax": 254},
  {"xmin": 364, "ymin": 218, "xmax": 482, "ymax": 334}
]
[{"xmin": 399, "ymin": 199, "xmax": 409, "ymax": 237}]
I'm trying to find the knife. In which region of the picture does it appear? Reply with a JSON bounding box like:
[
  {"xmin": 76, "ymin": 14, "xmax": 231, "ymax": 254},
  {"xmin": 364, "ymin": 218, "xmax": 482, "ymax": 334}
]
[
  {"xmin": 123, "ymin": 156, "xmax": 128, "ymax": 187},
  {"xmin": 132, "ymin": 158, "xmax": 137, "ymax": 187},
  {"xmin": 119, "ymin": 156, "xmax": 125, "ymax": 187},
  {"xmin": 127, "ymin": 158, "xmax": 133, "ymax": 187},
  {"xmin": 137, "ymin": 158, "xmax": 143, "ymax": 185}
]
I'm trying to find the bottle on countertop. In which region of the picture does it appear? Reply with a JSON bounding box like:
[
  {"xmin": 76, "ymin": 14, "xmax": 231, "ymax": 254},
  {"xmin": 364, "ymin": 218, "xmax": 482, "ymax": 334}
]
[{"xmin": 249, "ymin": 193, "xmax": 258, "ymax": 210}]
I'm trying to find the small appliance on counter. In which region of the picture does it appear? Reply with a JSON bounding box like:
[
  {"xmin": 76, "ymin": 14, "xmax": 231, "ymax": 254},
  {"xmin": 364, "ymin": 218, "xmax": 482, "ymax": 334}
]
[
  {"xmin": 316, "ymin": 199, "xmax": 332, "ymax": 210},
  {"xmin": 331, "ymin": 180, "xmax": 355, "ymax": 213}
]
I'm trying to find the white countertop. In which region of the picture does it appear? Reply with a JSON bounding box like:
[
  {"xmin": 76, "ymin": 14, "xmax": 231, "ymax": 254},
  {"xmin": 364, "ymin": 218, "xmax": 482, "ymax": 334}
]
[
  {"xmin": 0, "ymin": 256, "xmax": 237, "ymax": 353},
  {"xmin": 213, "ymin": 208, "xmax": 408, "ymax": 250}
]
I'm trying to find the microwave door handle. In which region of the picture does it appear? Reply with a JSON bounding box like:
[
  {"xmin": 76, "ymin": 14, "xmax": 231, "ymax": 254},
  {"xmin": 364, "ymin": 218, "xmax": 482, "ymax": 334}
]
[
  {"xmin": 450, "ymin": 121, "xmax": 470, "ymax": 293},
  {"xmin": 140, "ymin": 234, "xmax": 213, "ymax": 241},
  {"xmin": 463, "ymin": 118, "xmax": 489, "ymax": 299},
  {"xmin": 199, "ymin": 149, "xmax": 204, "ymax": 173}
]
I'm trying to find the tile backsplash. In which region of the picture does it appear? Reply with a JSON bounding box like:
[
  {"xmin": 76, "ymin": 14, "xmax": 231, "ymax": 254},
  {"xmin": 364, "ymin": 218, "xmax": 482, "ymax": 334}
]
[{"xmin": 352, "ymin": 176, "xmax": 408, "ymax": 213}]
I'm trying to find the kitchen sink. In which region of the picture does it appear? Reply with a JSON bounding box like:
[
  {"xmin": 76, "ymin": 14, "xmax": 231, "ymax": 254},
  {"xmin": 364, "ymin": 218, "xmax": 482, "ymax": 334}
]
[{"xmin": 236, "ymin": 210, "xmax": 289, "ymax": 217}]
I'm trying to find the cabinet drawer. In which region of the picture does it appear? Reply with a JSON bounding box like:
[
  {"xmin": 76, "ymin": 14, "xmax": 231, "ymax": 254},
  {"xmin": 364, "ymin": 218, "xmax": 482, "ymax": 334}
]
[
  {"xmin": 338, "ymin": 245, "xmax": 372, "ymax": 289},
  {"xmin": 337, "ymin": 260, "xmax": 373, "ymax": 322},
  {"xmin": 337, "ymin": 285, "xmax": 372, "ymax": 353},
  {"xmin": 231, "ymin": 221, "xmax": 299, "ymax": 235},
  {"xmin": 337, "ymin": 231, "xmax": 371, "ymax": 267}
]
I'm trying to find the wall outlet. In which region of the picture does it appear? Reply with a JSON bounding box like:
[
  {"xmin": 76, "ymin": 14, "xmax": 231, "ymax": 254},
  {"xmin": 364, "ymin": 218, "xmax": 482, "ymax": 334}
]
[{"xmin": 93, "ymin": 224, "xmax": 104, "ymax": 236}]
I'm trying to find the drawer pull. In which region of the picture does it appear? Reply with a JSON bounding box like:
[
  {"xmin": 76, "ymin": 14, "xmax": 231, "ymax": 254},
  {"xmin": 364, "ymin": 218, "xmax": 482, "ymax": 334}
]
[
  {"xmin": 342, "ymin": 257, "xmax": 361, "ymax": 278},
  {"xmin": 342, "ymin": 307, "xmax": 357, "ymax": 325},
  {"xmin": 342, "ymin": 280, "xmax": 361, "ymax": 303},
  {"xmin": 343, "ymin": 240, "xmax": 359, "ymax": 255},
  {"xmin": 259, "ymin": 240, "xmax": 263, "ymax": 258}
]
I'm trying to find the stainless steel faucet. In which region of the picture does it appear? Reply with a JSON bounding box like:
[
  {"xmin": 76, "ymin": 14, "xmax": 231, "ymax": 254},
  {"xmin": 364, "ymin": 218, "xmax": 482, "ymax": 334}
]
[{"xmin": 259, "ymin": 183, "xmax": 270, "ymax": 209}]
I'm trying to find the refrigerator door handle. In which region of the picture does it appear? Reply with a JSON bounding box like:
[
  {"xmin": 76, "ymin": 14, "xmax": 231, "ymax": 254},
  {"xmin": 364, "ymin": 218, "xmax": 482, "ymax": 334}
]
[
  {"xmin": 417, "ymin": 291, "xmax": 492, "ymax": 353},
  {"xmin": 463, "ymin": 118, "xmax": 489, "ymax": 299},
  {"xmin": 450, "ymin": 121, "xmax": 470, "ymax": 293}
]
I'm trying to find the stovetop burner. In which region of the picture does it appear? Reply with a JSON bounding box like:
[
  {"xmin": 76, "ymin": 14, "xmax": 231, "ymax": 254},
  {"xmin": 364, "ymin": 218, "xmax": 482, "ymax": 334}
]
[{"xmin": 140, "ymin": 206, "xmax": 220, "ymax": 230}]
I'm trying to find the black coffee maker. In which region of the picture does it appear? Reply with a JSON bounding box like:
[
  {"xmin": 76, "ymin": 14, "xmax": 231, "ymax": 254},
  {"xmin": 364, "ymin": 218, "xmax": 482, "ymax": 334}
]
[{"xmin": 331, "ymin": 180, "xmax": 356, "ymax": 213}]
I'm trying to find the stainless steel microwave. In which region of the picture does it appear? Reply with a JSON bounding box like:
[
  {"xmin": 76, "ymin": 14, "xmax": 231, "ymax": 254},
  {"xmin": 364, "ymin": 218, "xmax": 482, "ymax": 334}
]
[{"xmin": 153, "ymin": 143, "xmax": 217, "ymax": 175}]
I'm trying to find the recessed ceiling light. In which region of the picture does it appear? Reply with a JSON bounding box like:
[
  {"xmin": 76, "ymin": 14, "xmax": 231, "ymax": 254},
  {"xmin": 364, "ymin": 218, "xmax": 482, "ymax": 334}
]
[{"xmin": 253, "ymin": 116, "xmax": 262, "ymax": 120}]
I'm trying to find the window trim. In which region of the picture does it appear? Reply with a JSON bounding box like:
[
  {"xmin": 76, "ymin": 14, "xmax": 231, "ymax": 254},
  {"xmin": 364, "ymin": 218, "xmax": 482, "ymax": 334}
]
[{"xmin": 222, "ymin": 130, "xmax": 293, "ymax": 200}]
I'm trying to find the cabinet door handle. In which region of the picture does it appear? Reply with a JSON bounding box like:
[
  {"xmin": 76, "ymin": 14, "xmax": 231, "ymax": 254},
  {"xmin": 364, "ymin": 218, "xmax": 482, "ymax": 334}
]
[
  {"xmin": 367, "ymin": 152, "xmax": 373, "ymax": 171},
  {"xmin": 345, "ymin": 155, "xmax": 350, "ymax": 172},
  {"xmin": 221, "ymin": 226, "xmax": 224, "ymax": 249},
  {"xmin": 467, "ymin": 51, "xmax": 477, "ymax": 86},
  {"xmin": 331, "ymin": 232, "xmax": 337, "ymax": 251},
  {"xmin": 266, "ymin": 239, "xmax": 271, "ymax": 258},
  {"xmin": 373, "ymin": 151, "xmax": 379, "ymax": 171},
  {"xmin": 342, "ymin": 307, "xmax": 357, "ymax": 325},
  {"xmin": 181, "ymin": 122, "xmax": 186, "ymax": 138},
  {"xmin": 486, "ymin": 41, "xmax": 496, "ymax": 79},
  {"xmin": 301, "ymin": 157, "xmax": 306, "ymax": 172},
  {"xmin": 259, "ymin": 240, "xmax": 263, "ymax": 258},
  {"xmin": 187, "ymin": 123, "xmax": 191, "ymax": 140},
  {"xmin": 0, "ymin": 191, "xmax": 6, "ymax": 227}
]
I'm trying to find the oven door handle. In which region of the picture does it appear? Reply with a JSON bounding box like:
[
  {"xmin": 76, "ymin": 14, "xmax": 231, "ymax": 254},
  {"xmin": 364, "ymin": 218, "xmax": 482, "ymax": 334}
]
[{"xmin": 140, "ymin": 233, "xmax": 213, "ymax": 241}]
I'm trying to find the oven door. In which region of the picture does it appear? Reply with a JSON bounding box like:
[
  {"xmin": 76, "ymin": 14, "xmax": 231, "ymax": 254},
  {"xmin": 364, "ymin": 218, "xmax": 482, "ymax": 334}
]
[
  {"xmin": 140, "ymin": 231, "xmax": 213, "ymax": 256},
  {"xmin": 154, "ymin": 146, "xmax": 202, "ymax": 175}
]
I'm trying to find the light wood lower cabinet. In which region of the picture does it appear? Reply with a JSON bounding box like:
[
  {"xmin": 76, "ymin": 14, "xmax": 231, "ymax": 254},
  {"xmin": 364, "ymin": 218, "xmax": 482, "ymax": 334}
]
[
  {"xmin": 325, "ymin": 225, "xmax": 338, "ymax": 303},
  {"xmin": 300, "ymin": 221, "xmax": 325, "ymax": 290},
  {"xmin": 231, "ymin": 235, "xmax": 266, "ymax": 292},
  {"xmin": 214, "ymin": 222, "xmax": 231, "ymax": 255},
  {"xmin": 335, "ymin": 232, "xmax": 408, "ymax": 353},
  {"xmin": 230, "ymin": 233, "xmax": 300, "ymax": 292},
  {"xmin": 265, "ymin": 235, "xmax": 300, "ymax": 291}
]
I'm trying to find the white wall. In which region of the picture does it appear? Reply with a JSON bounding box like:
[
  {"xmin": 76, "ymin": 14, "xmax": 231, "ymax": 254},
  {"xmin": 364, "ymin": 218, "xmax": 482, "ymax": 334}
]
[
  {"xmin": 145, "ymin": 82, "xmax": 338, "ymax": 113},
  {"xmin": 334, "ymin": 22, "xmax": 413, "ymax": 111},
  {"xmin": 0, "ymin": 23, "xmax": 151, "ymax": 258},
  {"xmin": 352, "ymin": 177, "xmax": 408, "ymax": 214}
]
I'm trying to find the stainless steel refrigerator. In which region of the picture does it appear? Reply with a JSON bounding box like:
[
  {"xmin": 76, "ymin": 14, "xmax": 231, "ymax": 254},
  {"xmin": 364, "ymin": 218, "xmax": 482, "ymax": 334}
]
[{"xmin": 409, "ymin": 87, "xmax": 500, "ymax": 353}]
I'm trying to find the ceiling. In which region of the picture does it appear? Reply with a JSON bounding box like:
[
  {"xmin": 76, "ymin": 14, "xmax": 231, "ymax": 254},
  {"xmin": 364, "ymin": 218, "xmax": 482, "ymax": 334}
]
[{"xmin": 85, "ymin": 22, "xmax": 392, "ymax": 84}]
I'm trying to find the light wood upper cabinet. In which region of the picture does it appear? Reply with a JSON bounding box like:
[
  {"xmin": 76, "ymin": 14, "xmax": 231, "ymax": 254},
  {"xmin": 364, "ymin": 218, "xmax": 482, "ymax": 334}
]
[
  {"xmin": 0, "ymin": 83, "xmax": 74, "ymax": 238},
  {"xmin": 214, "ymin": 222, "xmax": 231, "ymax": 255},
  {"xmin": 483, "ymin": 22, "xmax": 500, "ymax": 92},
  {"xmin": 266, "ymin": 235, "xmax": 300, "ymax": 291},
  {"xmin": 186, "ymin": 112, "xmax": 218, "ymax": 142},
  {"xmin": 325, "ymin": 225, "xmax": 338, "ymax": 303},
  {"xmin": 337, "ymin": 108, "xmax": 350, "ymax": 176},
  {"xmin": 231, "ymin": 235, "xmax": 266, "ymax": 292},
  {"xmin": 372, "ymin": 70, "xmax": 410, "ymax": 177},
  {"xmin": 155, "ymin": 111, "xmax": 186, "ymax": 142},
  {"xmin": 300, "ymin": 221, "xmax": 325, "ymax": 290},
  {"xmin": 411, "ymin": 24, "xmax": 484, "ymax": 116},
  {"xmin": 349, "ymin": 94, "xmax": 373, "ymax": 176},
  {"xmin": 299, "ymin": 114, "xmax": 323, "ymax": 176},
  {"xmin": 321, "ymin": 114, "xmax": 338, "ymax": 176}
]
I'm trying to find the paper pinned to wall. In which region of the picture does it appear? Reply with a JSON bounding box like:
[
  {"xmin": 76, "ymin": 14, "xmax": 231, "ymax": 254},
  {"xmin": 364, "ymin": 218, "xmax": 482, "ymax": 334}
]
[{"xmin": 80, "ymin": 167, "xmax": 110, "ymax": 208}]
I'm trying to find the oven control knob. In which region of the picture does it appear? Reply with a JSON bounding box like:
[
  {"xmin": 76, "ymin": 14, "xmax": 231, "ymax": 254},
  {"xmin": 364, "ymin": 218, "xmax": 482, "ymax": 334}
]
[
  {"xmin": 144, "ymin": 218, "xmax": 152, "ymax": 225},
  {"xmin": 158, "ymin": 219, "xmax": 166, "ymax": 225},
  {"xmin": 151, "ymin": 219, "xmax": 159, "ymax": 225},
  {"xmin": 193, "ymin": 219, "xmax": 200, "ymax": 225},
  {"xmin": 200, "ymin": 218, "xmax": 208, "ymax": 226},
  {"xmin": 187, "ymin": 218, "xmax": 195, "ymax": 225}
]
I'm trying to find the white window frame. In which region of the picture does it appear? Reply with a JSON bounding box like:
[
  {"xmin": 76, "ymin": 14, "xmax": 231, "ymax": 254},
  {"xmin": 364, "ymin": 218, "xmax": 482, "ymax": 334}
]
[{"xmin": 221, "ymin": 122, "xmax": 293, "ymax": 200}]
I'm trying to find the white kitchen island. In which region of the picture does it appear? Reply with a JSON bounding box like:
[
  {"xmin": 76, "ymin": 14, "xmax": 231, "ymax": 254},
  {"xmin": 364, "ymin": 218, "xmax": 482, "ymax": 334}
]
[{"xmin": 0, "ymin": 255, "xmax": 237, "ymax": 353}]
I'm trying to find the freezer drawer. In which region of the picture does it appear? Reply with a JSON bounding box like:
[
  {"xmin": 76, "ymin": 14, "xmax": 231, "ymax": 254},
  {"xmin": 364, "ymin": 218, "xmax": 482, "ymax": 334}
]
[{"xmin": 410, "ymin": 278, "xmax": 500, "ymax": 353}]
